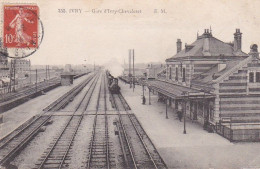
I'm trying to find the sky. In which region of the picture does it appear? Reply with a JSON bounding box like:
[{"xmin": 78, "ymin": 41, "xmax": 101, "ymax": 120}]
[{"xmin": 1, "ymin": 0, "xmax": 260, "ymax": 66}]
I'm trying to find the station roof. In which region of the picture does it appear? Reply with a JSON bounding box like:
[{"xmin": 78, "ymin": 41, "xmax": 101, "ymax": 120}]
[
  {"xmin": 166, "ymin": 32, "xmax": 248, "ymax": 62},
  {"xmin": 146, "ymin": 80, "xmax": 214, "ymax": 99}
]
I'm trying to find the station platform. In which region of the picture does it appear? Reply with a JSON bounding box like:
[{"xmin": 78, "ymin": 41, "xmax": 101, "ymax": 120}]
[
  {"xmin": 0, "ymin": 75, "xmax": 90, "ymax": 140},
  {"xmin": 119, "ymin": 80, "xmax": 260, "ymax": 169}
]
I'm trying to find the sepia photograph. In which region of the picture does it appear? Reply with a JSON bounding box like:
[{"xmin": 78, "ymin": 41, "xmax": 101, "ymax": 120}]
[{"xmin": 0, "ymin": 0, "xmax": 260, "ymax": 168}]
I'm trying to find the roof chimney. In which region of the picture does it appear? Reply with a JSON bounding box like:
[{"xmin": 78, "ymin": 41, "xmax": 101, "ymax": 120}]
[
  {"xmin": 234, "ymin": 29, "xmax": 242, "ymax": 51},
  {"xmin": 176, "ymin": 39, "xmax": 182, "ymax": 53},
  {"xmin": 249, "ymin": 44, "xmax": 259, "ymax": 59}
]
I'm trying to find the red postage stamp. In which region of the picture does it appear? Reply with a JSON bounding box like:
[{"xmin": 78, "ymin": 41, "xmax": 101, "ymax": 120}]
[{"xmin": 3, "ymin": 5, "xmax": 39, "ymax": 48}]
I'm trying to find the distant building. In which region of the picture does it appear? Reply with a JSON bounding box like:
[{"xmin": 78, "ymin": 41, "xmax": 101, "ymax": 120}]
[
  {"xmin": 0, "ymin": 55, "xmax": 9, "ymax": 79},
  {"xmin": 146, "ymin": 64, "xmax": 165, "ymax": 79},
  {"xmin": 0, "ymin": 38, "xmax": 9, "ymax": 79},
  {"xmin": 0, "ymin": 54, "xmax": 9, "ymax": 88},
  {"xmin": 15, "ymin": 59, "xmax": 30, "ymax": 77},
  {"xmin": 122, "ymin": 68, "xmax": 146, "ymax": 77}
]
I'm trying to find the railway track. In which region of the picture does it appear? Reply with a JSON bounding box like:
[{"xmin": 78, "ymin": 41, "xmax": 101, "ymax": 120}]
[
  {"xmin": 35, "ymin": 73, "xmax": 101, "ymax": 169},
  {"xmin": 0, "ymin": 73, "xmax": 87, "ymax": 104},
  {"xmin": 0, "ymin": 73, "xmax": 98, "ymax": 168},
  {"xmin": 43, "ymin": 73, "xmax": 96, "ymax": 112},
  {"xmin": 0, "ymin": 115, "xmax": 51, "ymax": 166},
  {"xmin": 112, "ymin": 93, "xmax": 167, "ymax": 169},
  {"xmin": 86, "ymin": 73, "xmax": 115, "ymax": 169},
  {"xmin": 0, "ymin": 77, "xmax": 60, "ymax": 104}
]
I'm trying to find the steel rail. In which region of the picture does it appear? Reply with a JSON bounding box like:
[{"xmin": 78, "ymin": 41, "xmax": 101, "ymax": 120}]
[
  {"xmin": 59, "ymin": 73, "xmax": 101, "ymax": 168},
  {"xmin": 118, "ymin": 94, "xmax": 159, "ymax": 169},
  {"xmin": 0, "ymin": 78, "xmax": 60, "ymax": 103},
  {"xmin": 0, "ymin": 74, "xmax": 97, "ymax": 168},
  {"xmin": 111, "ymin": 94, "xmax": 137, "ymax": 169},
  {"xmin": 86, "ymin": 73, "xmax": 104, "ymax": 169},
  {"xmin": 49, "ymin": 77, "xmax": 92, "ymax": 111},
  {"xmin": 0, "ymin": 115, "xmax": 43, "ymax": 150},
  {"xmin": 37, "ymin": 73, "xmax": 100, "ymax": 169},
  {"xmin": 0, "ymin": 116, "xmax": 51, "ymax": 166},
  {"xmin": 57, "ymin": 75, "xmax": 100, "ymax": 169},
  {"xmin": 43, "ymin": 73, "xmax": 96, "ymax": 112},
  {"xmin": 104, "ymin": 75, "xmax": 110, "ymax": 169}
]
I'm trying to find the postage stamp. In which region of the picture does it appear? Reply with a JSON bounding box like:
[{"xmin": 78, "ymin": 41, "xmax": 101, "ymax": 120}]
[
  {"xmin": 1, "ymin": 4, "xmax": 43, "ymax": 59},
  {"xmin": 3, "ymin": 5, "xmax": 38, "ymax": 48}
]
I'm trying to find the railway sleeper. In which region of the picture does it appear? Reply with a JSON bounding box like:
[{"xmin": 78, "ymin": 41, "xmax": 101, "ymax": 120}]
[
  {"xmin": 36, "ymin": 163, "xmax": 69, "ymax": 169},
  {"xmin": 91, "ymin": 154, "xmax": 107, "ymax": 158},
  {"xmin": 40, "ymin": 155, "xmax": 71, "ymax": 159},
  {"xmin": 89, "ymin": 158, "xmax": 107, "ymax": 162},
  {"xmin": 91, "ymin": 150, "xmax": 106, "ymax": 153},
  {"xmin": 44, "ymin": 159, "xmax": 70, "ymax": 164}
]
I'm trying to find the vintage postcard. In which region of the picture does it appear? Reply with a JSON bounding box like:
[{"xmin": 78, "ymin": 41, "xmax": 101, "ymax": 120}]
[{"xmin": 0, "ymin": 0, "xmax": 260, "ymax": 169}]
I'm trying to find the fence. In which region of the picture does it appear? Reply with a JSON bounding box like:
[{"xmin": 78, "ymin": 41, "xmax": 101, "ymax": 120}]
[{"xmin": 216, "ymin": 122, "xmax": 260, "ymax": 142}]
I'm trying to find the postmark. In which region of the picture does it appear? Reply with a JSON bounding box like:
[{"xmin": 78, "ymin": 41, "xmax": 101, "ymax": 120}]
[{"xmin": 1, "ymin": 4, "xmax": 44, "ymax": 59}]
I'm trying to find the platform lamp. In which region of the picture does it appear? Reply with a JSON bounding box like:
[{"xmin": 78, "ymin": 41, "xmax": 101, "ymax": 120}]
[
  {"xmin": 165, "ymin": 96, "xmax": 169, "ymax": 119},
  {"xmin": 182, "ymin": 91, "xmax": 189, "ymax": 134},
  {"xmin": 142, "ymin": 82, "xmax": 145, "ymax": 105}
]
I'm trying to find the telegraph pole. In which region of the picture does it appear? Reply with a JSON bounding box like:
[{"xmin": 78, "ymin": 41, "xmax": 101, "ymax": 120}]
[
  {"xmin": 183, "ymin": 100, "xmax": 187, "ymax": 134},
  {"xmin": 9, "ymin": 60, "xmax": 12, "ymax": 93},
  {"xmin": 133, "ymin": 49, "xmax": 135, "ymax": 92},
  {"xmin": 129, "ymin": 49, "xmax": 132, "ymax": 88},
  {"xmin": 35, "ymin": 69, "xmax": 38, "ymax": 92},
  {"xmin": 46, "ymin": 65, "xmax": 47, "ymax": 82},
  {"xmin": 13, "ymin": 59, "xmax": 16, "ymax": 92},
  {"xmin": 48, "ymin": 65, "xmax": 50, "ymax": 81},
  {"xmin": 29, "ymin": 62, "xmax": 31, "ymax": 84}
]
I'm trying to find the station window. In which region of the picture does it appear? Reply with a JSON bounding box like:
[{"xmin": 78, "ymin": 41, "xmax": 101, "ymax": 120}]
[
  {"xmin": 175, "ymin": 67, "xmax": 178, "ymax": 81},
  {"xmin": 169, "ymin": 67, "xmax": 172, "ymax": 79},
  {"xmin": 256, "ymin": 72, "xmax": 260, "ymax": 82},
  {"xmin": 182, "ymin": 68, "xmax": 186, "ymax": 82},
  {"xmin": 180, "ymin": 64, "xmax": 183, "ymax": 77},
  {"xmin": 249, "ymin": 72, "xmax": 254, "ymax": 83}
]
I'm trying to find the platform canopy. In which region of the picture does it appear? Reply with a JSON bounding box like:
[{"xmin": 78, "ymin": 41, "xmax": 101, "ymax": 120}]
[{"xmin": 146, "ymin": 80, "xmax": 215, "ymax": 99}]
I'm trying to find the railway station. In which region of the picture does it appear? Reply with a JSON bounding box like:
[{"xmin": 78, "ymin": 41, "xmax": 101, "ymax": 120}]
[
  {"xmin": 1, "ymin": 1, "xmax": 260, "ymax": 168},
  {"xmin": 0, "ymin": 29, "xmax": 260, "ymax": 168},
  {"xmin": 144, "ymin": 29, "xmax": 260, "ymax": 141}
]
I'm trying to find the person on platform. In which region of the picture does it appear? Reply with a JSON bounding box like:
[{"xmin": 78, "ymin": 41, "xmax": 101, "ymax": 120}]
[
  {"xmin": 177, "ymin": 110, "xmax": 183, "ymax": 122},
  {"xmin": 142, "ymin": 95, "xmax": 146, "ymax": 105}
]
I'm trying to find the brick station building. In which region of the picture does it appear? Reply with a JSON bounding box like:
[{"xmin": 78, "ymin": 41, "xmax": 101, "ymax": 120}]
[{"xmin": 146, "ymin": 29, "xmax": 260, "ymax": 141}]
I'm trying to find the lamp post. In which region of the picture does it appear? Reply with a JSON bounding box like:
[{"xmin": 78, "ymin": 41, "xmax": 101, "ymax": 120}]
[
  {"xmin": 183, "ymin": 100, "xmax": 186, "ymax": 134},
  {"xmin": 182, "ymin": 91, "xmax": 188, "ymax": 134},
  {"xmin": 13, "ymin": 59, "xmax": 16, "ymax": 92},
  {"xmin": 132, "ymin": 49, "xmax": 135, "ymax": 92},
  {"xmin": 35, "ymin": 69, "xmax": 38, "ymax": 92},
  {"xmin": 149, "ymin": 88, "xmax": 151, "ymax": 105},
  {"xmin": 166, "ymin": 97, "xmax": 169, "ymax": 119},
  {"xmin": 142, "ymin": 83, "xmax": 145, "ymax": 105}
]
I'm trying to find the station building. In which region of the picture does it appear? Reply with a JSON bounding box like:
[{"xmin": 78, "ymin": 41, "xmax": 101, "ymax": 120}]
[{"xmin": 146, "ymin": 29, "xmax": 260, "ymax": 140}]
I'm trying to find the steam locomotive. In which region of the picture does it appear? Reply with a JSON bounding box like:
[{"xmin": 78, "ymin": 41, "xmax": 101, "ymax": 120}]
[{"xmin": 107, "ymin": 71, "xmax": 120, "ymax": 94}]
